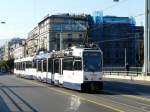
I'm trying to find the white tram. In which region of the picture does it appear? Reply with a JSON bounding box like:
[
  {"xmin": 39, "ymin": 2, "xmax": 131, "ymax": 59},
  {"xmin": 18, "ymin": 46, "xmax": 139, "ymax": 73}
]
[
  {"xmin": 14, "ymin": 46, "xmax": 103, "ymax": 92},
  {"xmin": 14, "ymin": 56, "xmax": 35, "ymax": 79}
]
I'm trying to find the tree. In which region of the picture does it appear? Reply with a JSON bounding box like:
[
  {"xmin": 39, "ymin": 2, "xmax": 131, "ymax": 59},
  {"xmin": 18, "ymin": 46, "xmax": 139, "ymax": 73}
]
[{"xmin": 0, "ymin": 60, "xmax": 9, "ymax": 72}]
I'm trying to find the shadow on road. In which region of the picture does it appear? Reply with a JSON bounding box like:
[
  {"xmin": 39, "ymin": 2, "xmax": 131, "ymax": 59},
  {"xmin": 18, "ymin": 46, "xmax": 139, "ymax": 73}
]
[
  {"xmin": 98, "ymin": 80, "xmax": 150, "ymax": 96},
  {"xmin": 1, "ymin": 85, "xmax": 44, "ymax": 89},
  {"xmin": 0, "ymin": 73, "xmax": 10, "ymax": 76},
  {"xmin": 0, "ymin": 84, "xmax": 39, "ymax": 112},
  {"xmin": 0, "ymin": 96, "xmax": 11, "ymax": 112},
  {"xmin": 1, "ymin": 74, "xmax": 150, "ymax": 97}
]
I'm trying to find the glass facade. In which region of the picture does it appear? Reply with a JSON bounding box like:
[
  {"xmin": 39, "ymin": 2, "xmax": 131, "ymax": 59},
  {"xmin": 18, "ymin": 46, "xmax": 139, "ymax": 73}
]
[{"xmin": 91, "ymin": 15, "xmax": 144, "ymax": 67}]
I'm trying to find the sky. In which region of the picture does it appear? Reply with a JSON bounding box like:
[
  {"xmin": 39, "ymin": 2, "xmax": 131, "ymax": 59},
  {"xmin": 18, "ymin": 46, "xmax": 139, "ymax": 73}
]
[{"xmin": 0, "ymin": 0, "xmax": 144, "ymax": 46}]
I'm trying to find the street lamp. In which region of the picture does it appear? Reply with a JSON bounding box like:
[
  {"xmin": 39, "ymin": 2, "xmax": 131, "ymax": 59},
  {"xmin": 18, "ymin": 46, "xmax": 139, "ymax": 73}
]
[
  {"xmin": 113, "ymin": 0, "xmax": 119, "ymax": 2},
  {"xmin": 1, "ymin": 21, "xmax": 6, "ymax": 24}
]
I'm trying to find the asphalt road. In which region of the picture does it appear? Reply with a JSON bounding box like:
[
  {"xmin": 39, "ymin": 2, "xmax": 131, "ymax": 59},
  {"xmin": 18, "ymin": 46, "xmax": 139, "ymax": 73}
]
[{"xmin": 0, "ymin": 74, "xmax": 150, "ymax": 112}]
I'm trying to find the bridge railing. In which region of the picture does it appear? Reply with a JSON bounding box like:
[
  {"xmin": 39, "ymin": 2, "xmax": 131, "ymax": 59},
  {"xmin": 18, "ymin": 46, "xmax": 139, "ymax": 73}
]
[{"xmin": 103, "ymin": 67, "xmax": 143, "ymax": 76}]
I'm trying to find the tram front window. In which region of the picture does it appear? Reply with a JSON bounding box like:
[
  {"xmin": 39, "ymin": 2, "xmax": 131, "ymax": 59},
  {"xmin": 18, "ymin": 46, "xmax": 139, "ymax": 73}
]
[{"xmin": 83, "ymin": 52, "xmax": 102, "ymax": 72}]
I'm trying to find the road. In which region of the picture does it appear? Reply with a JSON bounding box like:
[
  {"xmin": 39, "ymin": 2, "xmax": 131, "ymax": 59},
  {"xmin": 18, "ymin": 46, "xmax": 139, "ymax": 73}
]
[{"xmin": 0, "ymin": 74, "xmax": 150, "ymax": 112}]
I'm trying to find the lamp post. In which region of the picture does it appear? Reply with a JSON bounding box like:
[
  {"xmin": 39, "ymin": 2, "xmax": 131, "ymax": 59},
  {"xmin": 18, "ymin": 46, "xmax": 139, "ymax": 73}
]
[
  {"xmin": 60, "ymin": 24, "xmax": 63, "ymax": 50},
  {"xmin": 125, "ymin": 48, "xmax": 126, "ymax": 67},
  {"xmin": 144, "ymin": 0, "xmax": 149, "ymax": 75}
]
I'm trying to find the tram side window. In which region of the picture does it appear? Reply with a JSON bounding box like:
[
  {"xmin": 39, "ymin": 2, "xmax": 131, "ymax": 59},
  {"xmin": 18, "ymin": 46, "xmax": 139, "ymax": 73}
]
[
  {"xmin": 38, "ymin": 61, "xmax": 42, "ymax": 71},
  {"xmin": 23, "ymin": 62, "xmax": 25, "ymax": 70},
  {"xmin": 16, "ymin": 63, "xmax": 18, "ymax": 70},
  {"xmin": 19, "ymin": 63, "xmax": 21, "ymax": 70},
  {"xmin": 17, "ymin": 63, "xmax": 18, "ymax": 70},
  {"xmin": 33, "ymin": 61, "xmax": 36, "ymax": 68},
  {"xmin": 26, "ymin": 61, "xmax": 32, "ymax": 68},
  {"xmin": 48, "ymin": 59, "xmax": 53, "ymax": 72},
  {"xmin": 14, "ymin": 63, "xmax": 16, "ymax": 69},
  {"xmin": 29, "ymin": 62, "xmax": 32, "ymax": 68},
  {"xmin": 20, "ymin": 63, "xmax": 23, "ymax": 70},
  {"xmin": 26, "ymin": 62, "xmax": 28, "ymax": 68},
  {"xmin": 16, "ymin": 63, "xmax": 17, "ymax": 70},
  {"xmin": 18, "ymin": 63, "xmax": 20, "ymax": 70},
  {"xmin": 63, "ymin": 59, "xmax": 73, "ymax": 70},
  {"xmin": 43, "ymin": 60, "xmax": 47, "ymax": 72},
  {"xmin": 74, "ymin": 61, "xmax": 82, "ymax": 70},
  {"xmin": 22, "ymin": 62, "xmax": 24, "ymax": 70},
  {"xmin": 14, "ymin": 63, "xmax": 17, "ymax": 69},
  {"xmin": 54, "ymin": 60, "xmax": 60, "ymax": 73}
]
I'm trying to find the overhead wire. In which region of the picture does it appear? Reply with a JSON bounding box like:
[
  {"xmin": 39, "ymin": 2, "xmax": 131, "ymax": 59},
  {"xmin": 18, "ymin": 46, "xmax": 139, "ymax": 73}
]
[
  {"xmin": 134, "ymin": 13, "xmax": 145, "ymax": 18},
  {"xmin": 93, "ymin": 36, "xmax": 139, "ymax": 44}
]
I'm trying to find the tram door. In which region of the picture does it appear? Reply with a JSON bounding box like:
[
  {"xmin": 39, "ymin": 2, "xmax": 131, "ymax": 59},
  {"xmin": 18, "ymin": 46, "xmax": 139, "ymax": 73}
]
[
  {"xmin": 54, "ymin": 59, "xmax": 63, "ymax": 85},
  {"xmin": 48, "ymin": 58, "xmax": 54, "ymax": 84},
  {"xmin": 59, "ymin": 59, "xmax": 63, "ymax": 84}
]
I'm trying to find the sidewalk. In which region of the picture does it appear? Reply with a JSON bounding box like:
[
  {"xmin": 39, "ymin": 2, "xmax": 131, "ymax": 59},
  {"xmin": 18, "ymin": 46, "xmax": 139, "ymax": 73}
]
[{"xmin": 103, "ymin": 73, "xmax": 150, "ymax": 82}]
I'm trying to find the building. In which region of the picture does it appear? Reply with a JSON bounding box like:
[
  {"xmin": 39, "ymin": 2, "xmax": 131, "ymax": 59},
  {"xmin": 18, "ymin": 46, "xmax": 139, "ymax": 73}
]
[
  {"xmin": 9, "ymin": 38, "xmax": 25, "ymax": 59},
  {"xmin": 38, "ymin": 13, "xmax": 88, "ymax": 52},
  {"xmin": 3, "ymin": 42, "xmax": 10, "ymax": 61},
  {"xmin": 26, "ymin": 26, "xmax": 39, "ymax": 56},
  {"xmin": 91, "ymin": 15, "xmax": 144, "ymax": 67},
  {"xmin": 135, "ymin": 26, "xmax": 144, "ymax": 66},
  {"xmin": 2, "ymin": 38, "xmax": 25, "ymax": 60},
  {"xmin": 25, "ymin": 13, "xmax": 89, "ymax": 56},
  {"xmin": 13, "ymin": 43, "xmax": 25, "ymax": 59}
]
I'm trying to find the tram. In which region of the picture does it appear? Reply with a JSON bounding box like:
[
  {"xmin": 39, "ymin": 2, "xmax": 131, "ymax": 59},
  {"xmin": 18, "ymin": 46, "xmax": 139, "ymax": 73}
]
[
  {"xmin": 14, "ymin": 46, "xmax": 103, "ymax": 92},
  {"xmin": 14, "ymin": 56, "xmax": 35, "ymax": 79}
]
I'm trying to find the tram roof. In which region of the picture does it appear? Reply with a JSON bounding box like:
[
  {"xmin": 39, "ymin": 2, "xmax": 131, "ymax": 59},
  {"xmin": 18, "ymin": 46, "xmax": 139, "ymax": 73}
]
[
  {"xmin": 14, "ymin": 56, "xmax": 34, "ymax": 62},
  {"xmin": 34, "ymin": 53, "xmax": 49, "ymax": 60}
]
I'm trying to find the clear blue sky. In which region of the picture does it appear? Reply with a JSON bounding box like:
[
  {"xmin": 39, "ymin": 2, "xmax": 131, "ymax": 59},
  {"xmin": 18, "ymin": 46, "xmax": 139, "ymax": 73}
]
[{"xmin": 0, "ymin": 0, "xmax": 144, "ymax": 41}]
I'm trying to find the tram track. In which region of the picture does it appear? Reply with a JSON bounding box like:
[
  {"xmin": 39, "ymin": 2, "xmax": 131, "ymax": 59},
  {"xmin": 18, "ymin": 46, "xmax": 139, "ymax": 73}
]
[
  {"xmin": 0, "ymin": 82, "xmax": 38, "ymax": 112},
  {"xmin": 1, "ymin": 75, "xmax": 150, "ymax": 112},
  {"xmin": 15, "ymin": 76, "xmax": 150, "ymax": 112}
]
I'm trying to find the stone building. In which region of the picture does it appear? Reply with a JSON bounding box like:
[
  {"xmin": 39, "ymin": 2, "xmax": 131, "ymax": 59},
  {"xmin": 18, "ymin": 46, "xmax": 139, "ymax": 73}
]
[
  {"xmin": 38, "ymin": 13, "xmax": 88, "ymax": 52},
  {"xmin": 26, "ymin": 26, "xmax": 39, "ymax": 56}
]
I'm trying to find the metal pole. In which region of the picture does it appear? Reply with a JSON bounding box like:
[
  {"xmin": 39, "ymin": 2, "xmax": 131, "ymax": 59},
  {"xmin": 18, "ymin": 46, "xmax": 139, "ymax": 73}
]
[
  {"xmin": 60, "ymin": 24, "xmax": 63, "ymax": 50},
  {"xmin": 144, "ymin": 0, "xmax": 148, "ymax": 75},
  {"xmin": 125, "ymin": 48, "xmax": 126, "ymax": 67},
  {"xmin": 148, "ymin": 0, "xmax": 150, "ymax": 74}
]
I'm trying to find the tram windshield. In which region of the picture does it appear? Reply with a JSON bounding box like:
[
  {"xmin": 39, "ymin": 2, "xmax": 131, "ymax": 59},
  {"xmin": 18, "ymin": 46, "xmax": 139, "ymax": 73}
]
[{"xmin": 83, "ymin": 52, "xmax": 102, "ymax": 72}]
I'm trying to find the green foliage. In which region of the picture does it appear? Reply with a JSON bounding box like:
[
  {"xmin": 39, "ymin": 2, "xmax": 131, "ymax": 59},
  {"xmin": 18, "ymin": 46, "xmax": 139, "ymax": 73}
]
[
  {"xmin": 0, "ymin": 59, "xmax": 14, "ymax": 72},
  {"xmin": 0, "ymin": 60, "xmax": 8, "ymax": 68}
]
